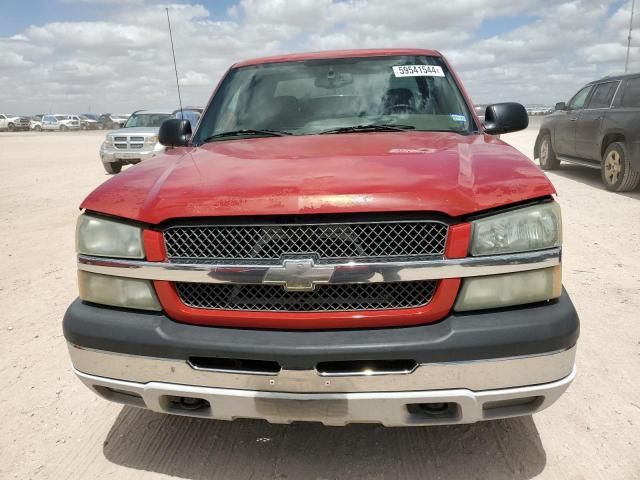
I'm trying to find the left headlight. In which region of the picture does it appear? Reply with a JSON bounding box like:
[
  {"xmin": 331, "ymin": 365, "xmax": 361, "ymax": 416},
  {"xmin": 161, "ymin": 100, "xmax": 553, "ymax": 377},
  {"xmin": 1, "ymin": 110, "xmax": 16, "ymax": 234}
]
[
  {"xmin": 470, "ymin": 202, "xmax": 561, "ymax": 256},
  {"xmin": 76, "ymin": 214, "xmax": 144, "ymax": 258}
]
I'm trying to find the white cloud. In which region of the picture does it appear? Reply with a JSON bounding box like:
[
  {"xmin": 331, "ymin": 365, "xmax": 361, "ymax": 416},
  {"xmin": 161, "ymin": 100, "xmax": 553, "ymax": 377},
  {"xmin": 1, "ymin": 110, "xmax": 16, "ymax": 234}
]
[{"xmin": 0, "ymin": 0, "xmax": 636, "ymax": 114}]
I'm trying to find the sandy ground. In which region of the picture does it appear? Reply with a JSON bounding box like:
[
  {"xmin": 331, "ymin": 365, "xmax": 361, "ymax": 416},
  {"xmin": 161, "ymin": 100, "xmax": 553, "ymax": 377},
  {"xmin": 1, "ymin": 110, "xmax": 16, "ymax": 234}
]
[{"xmin": 1, "ymin": 125, "xmax": 639, "ymax": 480}]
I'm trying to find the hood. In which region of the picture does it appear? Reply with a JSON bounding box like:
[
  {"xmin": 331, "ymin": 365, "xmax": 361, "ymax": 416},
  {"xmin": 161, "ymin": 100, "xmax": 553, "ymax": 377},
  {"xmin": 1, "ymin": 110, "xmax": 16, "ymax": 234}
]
[
  {"xmin": 106, "ymin": 126, "xmax": 160, "ymax": 136},
  {"xmin": 82, "ymin": 131, "xmax": 555, "ymax": 224}
]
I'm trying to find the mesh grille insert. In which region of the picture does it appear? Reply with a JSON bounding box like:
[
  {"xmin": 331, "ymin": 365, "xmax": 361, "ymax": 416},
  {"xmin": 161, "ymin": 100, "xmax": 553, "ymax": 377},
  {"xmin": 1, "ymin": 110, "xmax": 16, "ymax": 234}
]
[
  {"xmin": 164, "ymin": 221, "xmax": 448, "ymax": 263},
  {"xmin": 175, "ymin": 281, "xmax": 438, "ymax": 312}
]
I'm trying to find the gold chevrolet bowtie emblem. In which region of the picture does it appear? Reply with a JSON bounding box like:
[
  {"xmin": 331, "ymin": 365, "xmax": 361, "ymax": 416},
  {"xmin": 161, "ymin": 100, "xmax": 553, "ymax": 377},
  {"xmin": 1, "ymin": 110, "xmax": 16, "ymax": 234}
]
[{"xmin": 262, "ymin": 259, "xmax": 335, "ymax": 291}]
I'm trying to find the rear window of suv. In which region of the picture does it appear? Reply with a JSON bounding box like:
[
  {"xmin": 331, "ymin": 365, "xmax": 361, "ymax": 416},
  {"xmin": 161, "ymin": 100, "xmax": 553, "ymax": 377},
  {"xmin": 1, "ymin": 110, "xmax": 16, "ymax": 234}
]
[
  {"xmin": 587, "ymin": 81, "xmax": 619, "ymax": 109},
  {"xmin": 621, "ymin": 77, "xmax": 640, "ymax": 108}
]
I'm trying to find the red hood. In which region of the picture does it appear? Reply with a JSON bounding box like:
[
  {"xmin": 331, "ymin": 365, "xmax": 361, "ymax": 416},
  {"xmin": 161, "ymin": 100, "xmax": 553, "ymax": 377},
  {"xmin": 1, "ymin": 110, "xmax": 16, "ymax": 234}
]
[{"xmin": 82, "ymin": 131, "xmax": 555, "ymax": 224}]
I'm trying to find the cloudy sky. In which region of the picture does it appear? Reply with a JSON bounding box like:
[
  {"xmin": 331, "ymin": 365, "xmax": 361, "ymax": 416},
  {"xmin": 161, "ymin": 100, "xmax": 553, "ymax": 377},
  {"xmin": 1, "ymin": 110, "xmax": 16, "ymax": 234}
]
[{"xmin": 0, "ymin": 0, "xmax": 636, "ymax": 115}]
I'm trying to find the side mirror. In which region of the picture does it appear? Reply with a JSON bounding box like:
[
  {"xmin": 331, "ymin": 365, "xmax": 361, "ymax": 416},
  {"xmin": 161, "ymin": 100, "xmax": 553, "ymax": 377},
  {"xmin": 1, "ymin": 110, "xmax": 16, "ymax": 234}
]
[
  {"xmin": 555, "ymin": 102, "xmax": 567, "ymax": 111},
  {"xmin": 483, "ymin": 102, "xmax": 528, "ymax": 135},
  {"xmin": 159, "ymin": 118, "xmax": 191, "ymax": 147}
]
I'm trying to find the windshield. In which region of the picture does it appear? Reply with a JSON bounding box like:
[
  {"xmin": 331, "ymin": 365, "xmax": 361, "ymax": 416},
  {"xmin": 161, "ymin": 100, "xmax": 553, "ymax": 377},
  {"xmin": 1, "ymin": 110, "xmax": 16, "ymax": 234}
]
[
  {"xmin": 124, "ymin": 113, "xmax": 169, "ymax": 128},
  {"xmin": 194, "ymin": 55, "xmax": 474, "ymax": 142},
  {"xmin": 173, "ymin": 109, "xmax": 202, "ymax": 126}
]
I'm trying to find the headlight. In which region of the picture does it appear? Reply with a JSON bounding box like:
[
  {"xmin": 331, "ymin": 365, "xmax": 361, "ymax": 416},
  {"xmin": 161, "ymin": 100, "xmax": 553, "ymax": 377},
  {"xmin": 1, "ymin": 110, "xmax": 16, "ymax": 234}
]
[
  {"xmin": 470, "ymin": 202, "xmax": 561, "ymax": 256},
  {"xmin": 104, "ymin": 136, "xmax": 113, "ymax": 146},
  {"xmin": 145, "ymin": 135, "xmax": 158, "ymax": 144},
  {"xmin": 76, "ymin": 214, "xmax": 144, "ymax": 258},
  {"xmin": 454, "ymin": 266, "xmax": 562, "ymax": 312},
  {"xmin": 78, "ymin": 271, "xmax": 161, "ymax": 311}
]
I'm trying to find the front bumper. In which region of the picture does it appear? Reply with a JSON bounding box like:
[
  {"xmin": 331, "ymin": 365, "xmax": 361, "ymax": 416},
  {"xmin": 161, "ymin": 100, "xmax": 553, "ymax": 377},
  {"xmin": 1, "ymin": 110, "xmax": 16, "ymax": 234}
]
[
  {"xmin": 100, "ymin": 145, "xmax": 163, "ymax": 164},
  {"xmin": 73, "ymin": 365, "xmax": 575, "ymax": 426},
  {"xmin": 64, "ymin": 292, "xmax": 579, "ymax": 425}
]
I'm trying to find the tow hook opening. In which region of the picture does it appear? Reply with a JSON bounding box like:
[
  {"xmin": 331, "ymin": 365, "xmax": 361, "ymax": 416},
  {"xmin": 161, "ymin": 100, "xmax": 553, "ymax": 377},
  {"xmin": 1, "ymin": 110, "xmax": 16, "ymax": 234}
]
[
  {"xmin": 163, "ymin": 395, "xmax": 211, "ymax": 414},
  {"xmin": 407, "ymin": 402, "xmax": 460, "ymax": 420}
]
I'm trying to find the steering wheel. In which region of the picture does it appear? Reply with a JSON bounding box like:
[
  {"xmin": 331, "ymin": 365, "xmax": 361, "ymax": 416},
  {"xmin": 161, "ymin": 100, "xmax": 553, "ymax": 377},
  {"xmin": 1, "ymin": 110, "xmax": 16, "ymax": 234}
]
[{"xmin": 386, "ymin": 104, "xmax": 418, "ymax": 114}]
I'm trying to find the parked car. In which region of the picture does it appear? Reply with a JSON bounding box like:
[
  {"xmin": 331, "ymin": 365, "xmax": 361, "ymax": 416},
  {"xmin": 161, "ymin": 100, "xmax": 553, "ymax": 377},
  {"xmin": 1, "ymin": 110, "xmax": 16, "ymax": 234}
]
[
  {"xmin": 535, "ymin": 73, "xmax": 640, "ymax": 191},
  {"xmin": 30, "ymin": 114, "xmax": 44, "ymax": 131},
  {"xmin": 65, "ymin": 49, "xmax": 578, "ymax": 427},
  {"xmin": 99, "ymin": 113, "xmax": 128, "ymax": 130},
  {"xmin": 79, "ymin": 114, "xmax": 102, "ymax": 130},
  {"xmin": 172, "ymin": 107, "xmax": 203, "ymax": 128},
  {"xmin": 41, "ymin": 114, "xmax": 80, "ymax": 131},
  {"xmin": 0, "ymin": 113, "xmax": 30, "ymax": 131},
  {"xmin": 98, "ymin": 110, "xmax": 173, "ymax": 173}
]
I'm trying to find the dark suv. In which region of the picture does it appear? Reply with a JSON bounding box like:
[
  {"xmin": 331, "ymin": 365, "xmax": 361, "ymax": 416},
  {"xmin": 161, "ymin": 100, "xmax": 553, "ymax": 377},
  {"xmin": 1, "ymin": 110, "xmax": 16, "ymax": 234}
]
[{"xmin": 534, "ymin": 73, "xmax": 640, "ymax": 192}]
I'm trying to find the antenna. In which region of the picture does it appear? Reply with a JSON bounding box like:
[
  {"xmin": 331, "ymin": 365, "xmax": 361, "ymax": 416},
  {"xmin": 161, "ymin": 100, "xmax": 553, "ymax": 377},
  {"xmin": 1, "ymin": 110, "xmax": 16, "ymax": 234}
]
[
  {"xmin": 626, "ymin": 0, "xmax": 635, "ymax": 73},
  {"xmin": 166, "ymin": 7, "xmax": 183, "ymax": 115}
]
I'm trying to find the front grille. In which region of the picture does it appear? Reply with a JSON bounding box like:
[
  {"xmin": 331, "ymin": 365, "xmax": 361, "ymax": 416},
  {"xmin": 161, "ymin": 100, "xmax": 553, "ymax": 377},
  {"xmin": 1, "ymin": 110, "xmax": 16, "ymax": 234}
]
[
  {"xmin": 164, "ymin": 221, "xmax": 448, "ymax": 263},
  {"xmin": 114, "ymin": 136, "xmax": 127, "ymax": 141},
  {"xmin": 175, "ymin": 280, "xmax": 437, "ymax": 312}
]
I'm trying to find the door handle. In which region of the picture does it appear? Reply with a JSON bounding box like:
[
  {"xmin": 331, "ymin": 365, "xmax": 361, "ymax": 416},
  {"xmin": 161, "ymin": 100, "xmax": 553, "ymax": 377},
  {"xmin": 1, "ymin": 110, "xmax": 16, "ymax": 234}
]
[{"xmin": 569, "ymin": 117, "xmax": 578, "ymax": 121}]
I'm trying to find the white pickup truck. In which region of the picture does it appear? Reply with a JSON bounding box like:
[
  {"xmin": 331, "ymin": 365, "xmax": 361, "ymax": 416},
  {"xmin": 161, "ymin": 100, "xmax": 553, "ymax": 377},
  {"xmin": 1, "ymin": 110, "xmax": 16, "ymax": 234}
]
[{"xmin": 0, "ymin": 113, "xmax": 30, "ymax": 131}]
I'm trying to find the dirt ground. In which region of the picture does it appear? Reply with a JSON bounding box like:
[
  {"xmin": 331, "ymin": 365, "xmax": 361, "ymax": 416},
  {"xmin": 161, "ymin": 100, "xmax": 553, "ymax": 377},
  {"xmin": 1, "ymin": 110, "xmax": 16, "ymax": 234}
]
[{"xmin": 1, "ymin": 125, "xmax": 639, "ymax": 480}]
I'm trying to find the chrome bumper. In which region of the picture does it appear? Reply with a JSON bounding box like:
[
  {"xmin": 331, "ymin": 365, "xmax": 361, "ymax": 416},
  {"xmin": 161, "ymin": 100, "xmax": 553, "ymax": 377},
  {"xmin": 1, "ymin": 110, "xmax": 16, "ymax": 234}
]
[
  {"xmin": 69, "ymin": 343, "xmax": 576, "ymax": 426},
  {"xmin": 100, "ymin": 146, "xmax": 162, "ymax": 164}
]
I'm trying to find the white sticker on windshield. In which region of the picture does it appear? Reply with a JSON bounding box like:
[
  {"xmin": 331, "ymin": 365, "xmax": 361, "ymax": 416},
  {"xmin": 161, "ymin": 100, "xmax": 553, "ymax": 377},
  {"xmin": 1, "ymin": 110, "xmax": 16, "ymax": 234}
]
[
  {"xmin": 450, "ymin": 114, "xmax": 466, "ymax": 122},
  {"xmin": 392, "ymin": 65, "xmax": 445, "ymax": 77}
]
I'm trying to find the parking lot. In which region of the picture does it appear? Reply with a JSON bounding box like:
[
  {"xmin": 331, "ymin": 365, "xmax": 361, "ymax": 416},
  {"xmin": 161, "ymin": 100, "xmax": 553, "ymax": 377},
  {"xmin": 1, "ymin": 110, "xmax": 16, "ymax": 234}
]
[{"xmin": 1, "ymin": 125, "xmax": 639, "ymax": 479}]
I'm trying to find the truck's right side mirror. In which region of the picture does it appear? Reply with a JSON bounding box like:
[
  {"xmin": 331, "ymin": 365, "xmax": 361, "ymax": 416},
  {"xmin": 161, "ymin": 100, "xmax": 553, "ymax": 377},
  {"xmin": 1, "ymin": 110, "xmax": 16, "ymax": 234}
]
[
  {"xmin": 159, "ymin": 118, "xmax": 191, "ymax": 147},
  {"xmin": 483, "ymin": 102, "xmax": 528, "ymax": 135},
  {"xmin": 555, "ymin": 102, "xmax": 567, "ymax": 111}
]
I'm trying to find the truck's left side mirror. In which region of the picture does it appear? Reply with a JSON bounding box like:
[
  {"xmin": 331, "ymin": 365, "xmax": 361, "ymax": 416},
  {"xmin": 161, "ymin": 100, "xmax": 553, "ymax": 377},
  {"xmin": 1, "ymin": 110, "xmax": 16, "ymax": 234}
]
[
  {"xmin": 483, "ymin": 102, "xmax": 528, "ymax": 135},
  {"xmin": 159, "ymin": 118, "xmax": 191, "ymax": 147}
]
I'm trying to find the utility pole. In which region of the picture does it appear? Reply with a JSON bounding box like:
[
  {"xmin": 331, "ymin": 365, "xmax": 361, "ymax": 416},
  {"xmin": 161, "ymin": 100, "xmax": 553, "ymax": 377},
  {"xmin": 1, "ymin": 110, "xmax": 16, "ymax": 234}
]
[{"xmin": 626, "ymin": 0, "xmax": 635, "ymax": 72}]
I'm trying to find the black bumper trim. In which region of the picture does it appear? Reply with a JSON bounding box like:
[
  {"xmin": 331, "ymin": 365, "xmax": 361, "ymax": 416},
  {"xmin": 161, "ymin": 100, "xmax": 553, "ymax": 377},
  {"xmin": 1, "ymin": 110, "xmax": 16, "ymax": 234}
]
[{"xmin": 63, "ymin": 289, "xmax": 579, "ymax": 370}]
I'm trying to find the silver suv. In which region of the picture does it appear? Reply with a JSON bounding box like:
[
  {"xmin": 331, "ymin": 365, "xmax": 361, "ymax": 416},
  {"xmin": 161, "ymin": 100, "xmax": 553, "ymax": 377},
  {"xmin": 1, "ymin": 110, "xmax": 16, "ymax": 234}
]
[
  {"xmin": 99, "ymin": 108, "xmax": 202, "ymax": 174},
  {"xmin": 99, "ymin": 110, "xmax": 173, "ymax": 174}
]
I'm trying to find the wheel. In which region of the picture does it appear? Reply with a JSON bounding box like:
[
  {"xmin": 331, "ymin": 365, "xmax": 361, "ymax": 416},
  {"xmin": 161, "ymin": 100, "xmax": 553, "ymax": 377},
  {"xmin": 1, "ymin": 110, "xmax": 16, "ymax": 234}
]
[
  {"xmin": 7, "ymin": 123, "xmax": 15, "ymax": 132},
  {"xmin": 538, "ymin": 133, "xmax": 560, "ymax": 170},
  {"xmin": 34, "ymin": 125, "xmax": 41, "ymax": 131},
  {"xmin": 601, "ymin": 142, "xmax": 640, "ymax": 192},
  {"xmin": 104, "ymin": 162, "xmax": 122, "ymax": 174},
  {"xmin": 60, "ymin": 125, "xmax": 68, "ymax": 131}
]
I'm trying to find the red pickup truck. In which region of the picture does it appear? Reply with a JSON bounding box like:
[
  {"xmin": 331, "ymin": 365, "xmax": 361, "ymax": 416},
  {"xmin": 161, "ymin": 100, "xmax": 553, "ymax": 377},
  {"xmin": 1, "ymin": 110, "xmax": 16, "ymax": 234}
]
[{"xmin": 64, "ymin": 49, "xmax": 578, "ymax": 426}]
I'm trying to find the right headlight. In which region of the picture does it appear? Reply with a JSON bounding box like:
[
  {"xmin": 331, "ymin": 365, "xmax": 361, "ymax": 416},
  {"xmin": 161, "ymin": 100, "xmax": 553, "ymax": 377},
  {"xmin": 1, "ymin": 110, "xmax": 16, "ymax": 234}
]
[
  {"xmin": 76, "ymin": 214, "xmax": 144, "ymax": 259},
  {"xmin": 470, "ymin": 202, "xmax": 561, "ymax": 256},
  {"xmin": 78, "ymin": 271, "xmax": 161, "ymax": 311}
]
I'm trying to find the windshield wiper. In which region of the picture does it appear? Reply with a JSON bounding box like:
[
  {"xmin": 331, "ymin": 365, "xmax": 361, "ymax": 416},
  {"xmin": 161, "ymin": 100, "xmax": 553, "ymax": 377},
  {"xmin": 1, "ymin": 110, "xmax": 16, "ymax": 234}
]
[
  {"xmin": 319, "ymin": 124, "xmax": 415, "ymax": 134},
  {"xmin": 202, "ymin": 129, "xmax": 292, "ymax": 142}
]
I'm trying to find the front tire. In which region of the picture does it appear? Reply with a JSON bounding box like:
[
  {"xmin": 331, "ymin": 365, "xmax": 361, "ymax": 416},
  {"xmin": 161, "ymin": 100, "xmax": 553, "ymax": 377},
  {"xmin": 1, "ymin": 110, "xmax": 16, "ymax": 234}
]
[
  {"xmin": 7, "ymin": 123, "xmax": 15, "ymax": 132},
  {"xmin": 60, "ymin": 125, "xmax": 68, "ymax": 131},
  {"xmin": 104, "ymin": 162, "xmax": 122, "ymax": 174},
  {"xmin": 538, "ymin": 134, "xmax": 560, "ymax": 170},
  {"xmin": 601, "ymin": 142, "xmax": 640, "ymax": 192},
  {"xmin": 34, "ymin": 125, "xmax": 41, "ymax": 131}
]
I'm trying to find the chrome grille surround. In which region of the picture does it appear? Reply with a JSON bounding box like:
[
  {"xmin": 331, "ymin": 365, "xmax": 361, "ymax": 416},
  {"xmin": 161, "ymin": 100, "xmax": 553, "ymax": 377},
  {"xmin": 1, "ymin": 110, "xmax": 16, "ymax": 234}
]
[
  {"xmin": 175, "ymin": 280, "xmax": 437, "ymax": 312},
  {"xmin": 164, "ymin": 220, "xmax": 448, "ymax": 263}
]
